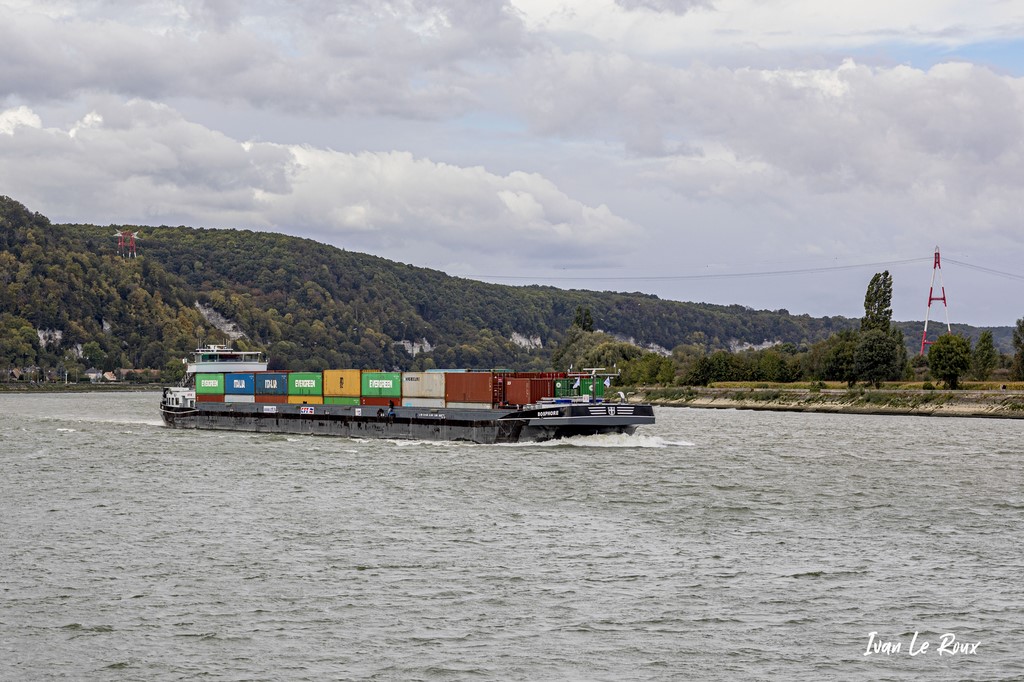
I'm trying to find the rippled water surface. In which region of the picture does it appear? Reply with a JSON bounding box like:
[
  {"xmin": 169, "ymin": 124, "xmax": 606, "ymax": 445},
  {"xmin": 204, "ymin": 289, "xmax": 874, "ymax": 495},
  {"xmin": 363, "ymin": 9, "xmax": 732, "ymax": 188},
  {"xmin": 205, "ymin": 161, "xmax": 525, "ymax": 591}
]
[{"xmin": 1, "ymin": 392, "xmax": 1022, "ymax": 680}]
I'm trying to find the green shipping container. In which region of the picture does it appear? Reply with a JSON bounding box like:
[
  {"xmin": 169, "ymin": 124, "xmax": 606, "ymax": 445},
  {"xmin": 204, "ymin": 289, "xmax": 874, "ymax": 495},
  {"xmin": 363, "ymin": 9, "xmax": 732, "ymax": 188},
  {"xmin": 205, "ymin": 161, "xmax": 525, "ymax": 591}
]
[
  {"xmin": 324, "ymin": 396, "xmax": 360, "ymax": 405},
  {"xmin": 554, "ymin": 378, "xmax": 580, "ymax": 397},
  {"xmin": 195, "ymin": 373, "xmax": 225, "ymax": 395},
  {"xmin": 581, "ymin": 379, "xmax": 606, "ymax": 398},
  {"xmin": 288, "ymin": 372, "xmax": 323, "ymax": 396},
  {"xmin": 361, "ymin": 372, "xmax": 402, "ymax": 398}
]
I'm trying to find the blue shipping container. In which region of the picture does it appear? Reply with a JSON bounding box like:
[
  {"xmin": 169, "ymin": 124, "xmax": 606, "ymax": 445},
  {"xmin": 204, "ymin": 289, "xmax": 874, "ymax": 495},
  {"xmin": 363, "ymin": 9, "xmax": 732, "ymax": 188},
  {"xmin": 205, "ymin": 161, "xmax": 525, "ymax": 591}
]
[
  {"xmin": 225, "ymin": 373, "xmax": 255, "ymax": 395},
  {"xmin": 254, "ymin": 372, "xmax": 288, "ymax": 396}
]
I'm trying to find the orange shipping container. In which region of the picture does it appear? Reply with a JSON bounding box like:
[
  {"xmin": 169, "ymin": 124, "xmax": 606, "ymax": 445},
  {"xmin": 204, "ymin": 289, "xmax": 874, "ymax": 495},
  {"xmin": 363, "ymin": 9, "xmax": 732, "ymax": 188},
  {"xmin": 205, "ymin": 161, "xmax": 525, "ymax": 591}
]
[
  {"xmin": 287, "ymin": 396, "xmax": 324, "ymax": 405},
  {"xmin": 323, "ymin": 369, "xmax": 361, "ymax": 397}
]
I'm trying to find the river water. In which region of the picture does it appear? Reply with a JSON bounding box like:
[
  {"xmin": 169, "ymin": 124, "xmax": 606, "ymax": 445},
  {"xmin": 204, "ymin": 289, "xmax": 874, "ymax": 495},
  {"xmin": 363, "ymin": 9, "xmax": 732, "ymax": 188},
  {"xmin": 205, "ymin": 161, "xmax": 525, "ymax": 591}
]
[{"xmin": 1, "ymin": 392, "xmax": 1021, "ymax": 681}]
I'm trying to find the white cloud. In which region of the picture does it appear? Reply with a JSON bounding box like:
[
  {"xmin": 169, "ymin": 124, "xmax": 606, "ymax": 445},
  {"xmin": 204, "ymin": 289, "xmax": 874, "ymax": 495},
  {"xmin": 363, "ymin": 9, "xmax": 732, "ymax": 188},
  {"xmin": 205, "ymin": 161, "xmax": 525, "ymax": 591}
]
[
  {"xmin": 3, "ymin": 0, "xmax": 1024, "ymax": 324},
  {"xmin": 0, "ymin": 105, "xmax": 42, "ymax": 134},
  {"xmin": 0, "ymin": 100, "xmax": 641, "ymax": 268}
]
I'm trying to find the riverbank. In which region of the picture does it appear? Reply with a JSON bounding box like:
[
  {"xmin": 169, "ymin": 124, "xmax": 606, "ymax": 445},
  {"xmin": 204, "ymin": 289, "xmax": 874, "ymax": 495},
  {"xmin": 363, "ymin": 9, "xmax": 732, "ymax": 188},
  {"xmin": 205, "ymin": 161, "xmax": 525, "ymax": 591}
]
[
  {"xmin": 634, "ymin": 386, "xmax": 1024, "ymax": 419},
  {"xmin": 0, "ymin": 383, "xmax": 159, "ymax": 393}
]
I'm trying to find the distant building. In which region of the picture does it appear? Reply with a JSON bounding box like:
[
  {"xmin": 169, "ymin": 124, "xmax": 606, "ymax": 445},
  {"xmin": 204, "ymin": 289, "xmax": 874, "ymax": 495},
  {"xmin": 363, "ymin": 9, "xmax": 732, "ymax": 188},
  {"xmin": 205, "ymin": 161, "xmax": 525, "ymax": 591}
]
[{"xmin": 85, "ymin": 367, "xmax": 103, "ymax": 383}]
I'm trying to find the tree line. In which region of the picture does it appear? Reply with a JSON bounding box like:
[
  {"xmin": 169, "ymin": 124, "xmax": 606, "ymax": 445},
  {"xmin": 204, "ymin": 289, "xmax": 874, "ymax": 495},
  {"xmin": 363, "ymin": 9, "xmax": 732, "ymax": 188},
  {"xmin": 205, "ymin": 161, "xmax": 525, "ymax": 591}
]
[
  {"xmin": 576, "ymin": 273, "xmax": 1024, "ymax": 389},
  {"xmin": 0, "ymin": 195, "xmax": 1018, "ymax": 388}
]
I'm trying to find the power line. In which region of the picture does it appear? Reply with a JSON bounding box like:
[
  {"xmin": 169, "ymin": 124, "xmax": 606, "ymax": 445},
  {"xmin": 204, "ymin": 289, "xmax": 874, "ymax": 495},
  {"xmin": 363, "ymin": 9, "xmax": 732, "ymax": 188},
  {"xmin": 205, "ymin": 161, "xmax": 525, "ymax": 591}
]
[
  {"xmin": 945, "ymin": 258, "xmax": 1024, "ymax": 283},
  {"xmin": 471, "ymin": 257, "xmax": 932, "ymax": 282}
]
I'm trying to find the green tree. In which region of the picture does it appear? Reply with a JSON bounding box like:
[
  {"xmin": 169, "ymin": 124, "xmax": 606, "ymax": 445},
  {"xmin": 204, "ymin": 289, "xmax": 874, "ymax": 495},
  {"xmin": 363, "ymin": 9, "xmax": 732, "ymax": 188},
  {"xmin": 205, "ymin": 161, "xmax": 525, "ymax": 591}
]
[
  {"xmin": 928, "ymin": 334, "xmax": 971, "ymax": 389},
  {"xmin": 620, "ymin": 352, "xmax": 675, "ymax": 385},
  {"xmin": 853, "ymin": 271, "xmax": 904, "ymax": 384},
  {"xmin": 1011, "ymin": 318, "xmax": 1024, "ymax": 381},
  {"xmin": 821, "ymin": 330, "xmax": 859, "ymax": 386},
  {"xmin": 572, "ymin": 306, "xmax": 594, "ymax": 332},
  {"xmin": 861, "ymin": 271, "xmax": 894, "ymax": 334},
  {"xmin": 970, "ymin": 330, "xmax": 998, "ymax": 381},
  {"xmin": 81, "ymin": 341, "xmax": 106, "ymax": 369},
  {"xmin": 855, "ymin": 328, "xmax": 903, "ymax": 388}
]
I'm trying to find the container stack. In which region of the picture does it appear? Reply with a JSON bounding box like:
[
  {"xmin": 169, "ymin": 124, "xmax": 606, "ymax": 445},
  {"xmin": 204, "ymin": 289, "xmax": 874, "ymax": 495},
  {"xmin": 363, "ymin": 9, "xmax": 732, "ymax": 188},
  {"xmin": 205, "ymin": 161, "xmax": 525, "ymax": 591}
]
[
  {"xmin": 288, "ymin": 372, "xmax": 323, "ymax": 404},
  {"xmin": 401, "ymin": 372, "xmax": 445, "ymax": 408},
  {"xmin": 444, "ymin": 372, "xmax": 494, "ymax": 409},
  {"xmin": 194, "ymin": 367, "xmax": 598, "ymax": 409},
  {"xmin": 360, "ymin": 371, "xmax": 401, "ymax": 407},
  {"xmin": 255, "ymin": 372, "xmax": 289, "ymax": 403},
  {"xmin": 323, "ymin": 370, "xmax": 360, "ymax": 405},
  {"xmin": 195, "ymin": 373, "xmax": 225, "ymax": 402},
  {"xmin": 224, "ymin": 373, "xmax": 255, "ymax": 403}
]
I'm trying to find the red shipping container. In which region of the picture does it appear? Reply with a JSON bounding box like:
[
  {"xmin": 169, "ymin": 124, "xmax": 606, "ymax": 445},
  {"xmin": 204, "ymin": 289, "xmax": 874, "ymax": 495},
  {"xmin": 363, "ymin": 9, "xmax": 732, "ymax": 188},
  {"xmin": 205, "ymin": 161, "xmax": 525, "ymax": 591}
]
[
  {"xmin": 445, "ymin": 372, "xmax": 493, "ymax": 403},
  {"xmin": 197, "ymin": 394, "xmax": 224, "ymax": 403},
  {"xmin": 505, "ymin": 377, "xmax": 532, "ymax": 405},
  {"xmin": 255, "ymin": 394, "xmax": 288, "ymax": 403},
  {"xmin": 505, "ymin": 378, "xmax": 556, "ymax": 404},
  {"xmin": 360, "ymin": 396, "xmax": 394, "ymax": 407},
  {"xmin": 530, "ymin": 378, "xmax": 555, "ymax": 402}
]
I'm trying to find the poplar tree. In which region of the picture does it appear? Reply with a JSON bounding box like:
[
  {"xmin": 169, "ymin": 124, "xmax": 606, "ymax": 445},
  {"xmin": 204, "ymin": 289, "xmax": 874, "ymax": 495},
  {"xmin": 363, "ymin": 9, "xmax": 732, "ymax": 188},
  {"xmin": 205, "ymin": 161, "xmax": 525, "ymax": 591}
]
[
  {"xmin": 861, "ymin": 271, "xmax": 894, "ymax": 333},
  {"xmin": 856, "ymin": 271, "xmax": 904, "ymax": 384},
  {"xmin": 1011, "ymin": 318, "xmax": 1024, "ymax": 381}
]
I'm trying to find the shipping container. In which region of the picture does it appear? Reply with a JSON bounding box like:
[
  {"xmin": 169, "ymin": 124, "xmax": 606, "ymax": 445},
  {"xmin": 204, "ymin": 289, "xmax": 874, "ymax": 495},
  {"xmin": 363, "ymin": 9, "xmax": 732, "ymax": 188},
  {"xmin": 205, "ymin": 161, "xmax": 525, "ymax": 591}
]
[
  {"xmin": 287, "ymin": 395, "xmax": 324, "ymax": 405},
  {"xmin": 256, "ymin": 394, "xmax": 287, "ymax": 404},
  {"xmin": 553, "ymin": 378, "xmax": 579, "ymax": 397},
  {"xmin": 445, "ymin": 401, "xmax": 493, "ymax": 410},
  {"xmin": 323, "ymin": 369, "xmax": 361, "ymax": 397},
  {"xmin": 254, "ymin": 372, "xmax": 288, "ymax": 396},
  {"xmin": 361, "ymin": 371, "xmax": 401, "ymax": 398},
  {"xmin": 360, "ymin": 396, "xmax": 394, "ymax": 407},
  {"xmin": 288, "ymin": 372, "xmax": 322, "ymax": 396},
  {"xmin": 581, "ymin": 378, "xmax": 607, "ymax": 398},
  {"xmin": 401, "ymin": 397, "xmax": 445, "ymax": 408},
  {"xmin": 504, "ymin": 377, "xmax": 530, "ymax": 405},
  {"xmin": 196, "ymin": 393, "xmax": 224, "ymax": 402},
  {"xmin": 224, "ymin": 373, "xmax": 255, "ymax": 395},
  {"xmin": 513, "ymin": 371, "xmax": 566, "ymax": 380},
  {"xmin": 401, "ymin": 372, "xmax": 445, "ymax": 398},
  {"xmin": 445, "ymin": 372, "xmax": 493, "ymax": 403},
  {"xmin": 195, "ymin": 373, "xmax": 225, "ymax": 395},
  {"xmin": 324, "ymin": 396, "xmax": 360, "ymax": 405},
  {"xmin": 505, "ymin": 377, "xmax": 555, "ymax": 405},
  {"xmin": 224, "ymin": 394, "xmax": 256, "ymax": 403}
]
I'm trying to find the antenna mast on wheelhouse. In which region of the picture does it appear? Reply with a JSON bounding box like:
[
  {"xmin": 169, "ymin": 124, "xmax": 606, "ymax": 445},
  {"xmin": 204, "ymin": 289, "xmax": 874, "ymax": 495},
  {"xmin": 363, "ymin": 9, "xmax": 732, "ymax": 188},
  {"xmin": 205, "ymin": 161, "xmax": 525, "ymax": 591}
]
[{"xmin": 919, "ymin": 246, "xmax": 951, "ymax": 355}]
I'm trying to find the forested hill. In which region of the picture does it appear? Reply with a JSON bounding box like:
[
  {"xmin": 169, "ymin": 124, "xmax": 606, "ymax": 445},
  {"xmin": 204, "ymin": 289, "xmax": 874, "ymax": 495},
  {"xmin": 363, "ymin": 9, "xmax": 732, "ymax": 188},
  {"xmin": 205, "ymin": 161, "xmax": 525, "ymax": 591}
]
[{"xmin": 0, "ymin": 196, "xmax": 1001, "ymax": 377}]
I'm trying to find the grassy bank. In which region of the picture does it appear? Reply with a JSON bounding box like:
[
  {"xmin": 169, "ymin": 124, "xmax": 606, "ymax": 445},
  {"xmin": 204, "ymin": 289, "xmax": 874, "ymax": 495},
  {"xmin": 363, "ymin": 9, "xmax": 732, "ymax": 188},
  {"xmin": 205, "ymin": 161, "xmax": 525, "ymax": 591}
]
[{"xmin": 630, "ymin": 383, "xmax": 1024, "ymax": 419}]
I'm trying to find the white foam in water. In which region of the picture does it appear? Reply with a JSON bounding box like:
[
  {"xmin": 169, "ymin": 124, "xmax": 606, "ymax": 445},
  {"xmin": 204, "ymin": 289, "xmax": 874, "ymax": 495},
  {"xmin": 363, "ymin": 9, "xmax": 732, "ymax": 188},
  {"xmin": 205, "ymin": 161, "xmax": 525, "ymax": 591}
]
[{"xmin": 502, "ymin": 433, "xmax": 692, "ymax": 448}]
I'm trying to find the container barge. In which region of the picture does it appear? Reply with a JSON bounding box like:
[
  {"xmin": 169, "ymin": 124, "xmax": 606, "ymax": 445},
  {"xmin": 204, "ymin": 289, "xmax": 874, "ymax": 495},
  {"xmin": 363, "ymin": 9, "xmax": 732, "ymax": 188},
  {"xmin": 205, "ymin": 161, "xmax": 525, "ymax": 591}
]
[{"xmin": 160, "ymin": 345, "xmax": 655, "ymax": 444}]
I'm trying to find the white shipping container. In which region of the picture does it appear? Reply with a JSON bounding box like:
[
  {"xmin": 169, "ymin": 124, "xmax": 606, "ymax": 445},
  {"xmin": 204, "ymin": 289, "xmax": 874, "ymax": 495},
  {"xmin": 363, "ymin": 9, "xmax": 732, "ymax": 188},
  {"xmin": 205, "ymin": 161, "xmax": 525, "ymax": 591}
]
[
  {"xmin": 402, "ymin": 397, "xmax": 445, "ymax": 408},
  {"xmin": 224, "ymin": 394, "xmax": 256, "ymax": 403},
  {"xmin": 401, "ymin": 372, "xmax": 445, "ymax": 398},
  {"xmin": 445, "ymin": 401, "xmax": 494, "ymax": 410}
]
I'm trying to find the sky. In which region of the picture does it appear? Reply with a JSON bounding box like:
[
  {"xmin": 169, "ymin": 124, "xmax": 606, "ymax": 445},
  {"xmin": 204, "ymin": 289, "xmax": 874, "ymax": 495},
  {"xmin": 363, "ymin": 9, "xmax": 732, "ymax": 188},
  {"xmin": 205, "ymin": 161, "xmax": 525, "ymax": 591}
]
[{"xmin": 2, "ymin": 0, "xmax": 1024, "ymax": 328}]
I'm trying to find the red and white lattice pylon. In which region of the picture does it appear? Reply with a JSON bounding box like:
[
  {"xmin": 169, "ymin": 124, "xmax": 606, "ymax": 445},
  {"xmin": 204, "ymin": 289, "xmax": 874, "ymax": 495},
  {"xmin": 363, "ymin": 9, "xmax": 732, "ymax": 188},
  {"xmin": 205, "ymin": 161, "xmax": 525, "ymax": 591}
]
[{"xmin": 919, "ymin": 246, "xmax": 951, "ymax": 355}]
